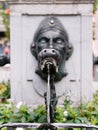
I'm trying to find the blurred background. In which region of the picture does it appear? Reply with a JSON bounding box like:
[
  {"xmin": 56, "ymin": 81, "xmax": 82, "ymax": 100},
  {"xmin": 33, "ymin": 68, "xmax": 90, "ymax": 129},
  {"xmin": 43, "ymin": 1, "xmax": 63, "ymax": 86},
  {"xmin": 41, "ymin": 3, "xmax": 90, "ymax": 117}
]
[{"xmin": 0, "ymin": 0, "xmax": 10, "ymax": 67}]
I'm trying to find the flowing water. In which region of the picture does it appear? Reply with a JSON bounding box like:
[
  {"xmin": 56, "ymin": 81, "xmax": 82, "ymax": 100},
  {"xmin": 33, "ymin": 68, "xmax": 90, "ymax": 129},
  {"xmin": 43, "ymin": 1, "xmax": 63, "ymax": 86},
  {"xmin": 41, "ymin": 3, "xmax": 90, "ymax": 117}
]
[{"xmin": 47, "ymin": 64, "xmax": 51, "ymax": 123}]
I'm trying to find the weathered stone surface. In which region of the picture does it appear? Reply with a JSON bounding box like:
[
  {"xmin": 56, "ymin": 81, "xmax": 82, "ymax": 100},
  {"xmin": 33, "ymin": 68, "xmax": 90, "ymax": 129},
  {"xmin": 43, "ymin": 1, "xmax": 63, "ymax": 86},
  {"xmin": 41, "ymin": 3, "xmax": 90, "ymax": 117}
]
[
  {"xmin": 22, "ymin": 0, "xmax": 52, "ymax": 3},
  {"xmin": 8, "ymin": 0, "xmax": 95, "ymax": 4},
  {"xmin": 54, "ymin": 0, "xmax": 95, "ymax": 4},
  {"xmin": 9, "ymin": 0, "xmax": 94, "ymax": 106}
]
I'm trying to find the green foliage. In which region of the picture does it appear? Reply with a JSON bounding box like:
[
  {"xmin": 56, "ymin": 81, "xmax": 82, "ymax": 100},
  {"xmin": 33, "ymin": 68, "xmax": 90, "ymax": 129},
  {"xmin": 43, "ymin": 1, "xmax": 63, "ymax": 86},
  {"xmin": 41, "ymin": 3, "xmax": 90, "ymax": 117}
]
[
  {"xmin": 0, "ymin": 3, "xmax": 2, "ymax": 10},
  {"xmin": 0, "ymin": 103, "xmax": 14, "ymax": 124},
  {"xmin": 0, "ymin": 103, "xmax": 34, "ymax": 124},
  {"xmin": 11, "ymin": 104, "xmax": 34, "ymax": 123},
  {"xmin": 0, "ymin": 81, "xmax": 10, "ymax": 99},
  {"xmin": 61, "ymin": 91, "xmax": 98, "ymax": 125},
  {"xmin": 93, "ymin": 0, "xmax": 98, "ymax": 13},
  {"xmin": 0, "ymin": 90, "xmax": 98, "ymax": 127},
  {"xmin": 0, "ymin": 103, "xmax": 46, "ymax": 124},
  {"xmin": 2, "ymin": 10, "xmax": 10, "ymax": 39},
  {"xmin": 32, "ymin": 105, "xmax": 46, "ymax": 123},
  {"xmin": 55, "ymin": 107, "xmax": 65, "ymax": 122},
  {"xmin": 0, "ymin": 1, "xmax": 10, "ymax": 39}
]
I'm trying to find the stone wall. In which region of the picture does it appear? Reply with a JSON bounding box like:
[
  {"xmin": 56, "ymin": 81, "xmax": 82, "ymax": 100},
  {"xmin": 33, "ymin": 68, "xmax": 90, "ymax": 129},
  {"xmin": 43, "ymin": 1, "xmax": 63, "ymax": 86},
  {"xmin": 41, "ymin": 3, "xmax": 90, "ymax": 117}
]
[
  {"xmin": 9, "ymin": 0, "xmax": 95, "ymax": 4},
  {"xmin": 9, "ymin": 0, "xmax": 95, "ymax": 106}
]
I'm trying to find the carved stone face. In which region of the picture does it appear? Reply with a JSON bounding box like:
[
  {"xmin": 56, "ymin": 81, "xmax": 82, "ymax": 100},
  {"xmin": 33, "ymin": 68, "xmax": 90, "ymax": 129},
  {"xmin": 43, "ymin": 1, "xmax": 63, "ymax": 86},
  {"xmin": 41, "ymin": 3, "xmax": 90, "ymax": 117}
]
[{"xmin": 31, "ymin": 16, "xmax": 73, "ymax": 81}]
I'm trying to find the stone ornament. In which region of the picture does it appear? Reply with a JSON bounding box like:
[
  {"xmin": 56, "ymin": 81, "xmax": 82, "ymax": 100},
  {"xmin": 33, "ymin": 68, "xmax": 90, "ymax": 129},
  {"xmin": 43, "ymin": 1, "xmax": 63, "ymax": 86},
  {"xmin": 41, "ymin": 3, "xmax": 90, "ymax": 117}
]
[{"xmin": 30, "ymin": 16, "xmax": 73, "ymax": 81}]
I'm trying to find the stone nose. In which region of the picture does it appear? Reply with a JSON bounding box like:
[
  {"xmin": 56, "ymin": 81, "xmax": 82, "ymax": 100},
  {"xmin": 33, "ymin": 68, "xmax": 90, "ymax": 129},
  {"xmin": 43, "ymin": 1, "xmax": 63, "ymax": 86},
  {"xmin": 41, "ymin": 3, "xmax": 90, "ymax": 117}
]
[
  {"xmin": 39, "ymin": 48, "xmax": 58, "ymax": 57},
  {"xmin": 48, "ymin": 38, "xmax": 53, "ymax": 48},
  {"xmin": 43, "ymin": 48, "xmax": 57, "ymax": 55},
  {"xmin": 38, "ymin": 48, "xmax": 59, "ymax": 61}
]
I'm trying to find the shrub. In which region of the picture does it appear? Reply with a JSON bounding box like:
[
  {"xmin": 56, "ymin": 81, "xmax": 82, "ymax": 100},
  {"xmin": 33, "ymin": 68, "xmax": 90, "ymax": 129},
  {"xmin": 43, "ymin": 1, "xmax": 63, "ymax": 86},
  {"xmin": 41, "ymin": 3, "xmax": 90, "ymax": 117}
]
[
  {"xmin": 0, "ymin": 90, "xmax": 98, "ymax": 127},
  {"xmin": 0, "ymin": 81, "xmax": 10, "ymax": 101},
  {"xmin": 0, "ymin": 1, "xmax": 10, "ymax": 40},
  {"xmin": 93, "ymin": 0, "xmax": 98, "ymax": 13}
]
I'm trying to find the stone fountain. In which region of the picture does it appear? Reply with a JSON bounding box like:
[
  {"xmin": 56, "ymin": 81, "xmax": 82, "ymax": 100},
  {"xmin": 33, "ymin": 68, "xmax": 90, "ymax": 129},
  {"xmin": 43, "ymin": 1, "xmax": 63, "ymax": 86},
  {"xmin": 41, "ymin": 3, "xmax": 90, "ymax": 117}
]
[
  {"xmin": 0, "ymin": 15, "xmax": 97, "ymax": 130},
  {"xmin": 3, "ymin": 0, "xmax": 97, "ymax": 130},
  {"xmin": 9, "ymin": 0, "xmax": 95, "ymax": 105}
]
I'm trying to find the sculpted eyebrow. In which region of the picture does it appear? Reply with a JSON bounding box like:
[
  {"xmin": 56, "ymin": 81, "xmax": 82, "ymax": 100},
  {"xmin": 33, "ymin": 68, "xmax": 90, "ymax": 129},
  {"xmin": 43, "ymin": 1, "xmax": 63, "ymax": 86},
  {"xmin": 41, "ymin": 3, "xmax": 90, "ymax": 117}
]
[{"xmin": 38, "ymin": 37, "xmax": 49, "ymax": 42}]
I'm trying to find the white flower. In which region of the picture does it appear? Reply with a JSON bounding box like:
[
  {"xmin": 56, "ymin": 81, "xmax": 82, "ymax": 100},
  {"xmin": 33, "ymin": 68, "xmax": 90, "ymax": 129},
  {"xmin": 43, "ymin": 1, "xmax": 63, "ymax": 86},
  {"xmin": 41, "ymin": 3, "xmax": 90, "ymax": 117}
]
[
  {"xmin": 63, "ymin": 111, "xmax": 68, "ymax": 117},
  {"xmin": 16, "ymin": 101, "xmax": 23, "ymax": 109}
]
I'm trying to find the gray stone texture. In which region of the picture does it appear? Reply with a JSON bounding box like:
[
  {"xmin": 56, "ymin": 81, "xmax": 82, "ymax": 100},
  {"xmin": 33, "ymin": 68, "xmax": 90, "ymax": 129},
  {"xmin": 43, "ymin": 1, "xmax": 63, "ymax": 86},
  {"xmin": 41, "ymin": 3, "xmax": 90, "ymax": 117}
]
[
  {"xmin": 8, "ymin": 0, "xmax": 95, "ymax": 4},
  {"xmin": 9, "ymin": 0, "xmax": 94, "ymax": 106}
]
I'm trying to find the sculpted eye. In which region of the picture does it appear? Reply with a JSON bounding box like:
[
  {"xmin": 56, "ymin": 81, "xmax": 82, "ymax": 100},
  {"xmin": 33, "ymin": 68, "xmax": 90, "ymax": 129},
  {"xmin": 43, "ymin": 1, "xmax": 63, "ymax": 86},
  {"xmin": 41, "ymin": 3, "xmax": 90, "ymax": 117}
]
[
  {"xmin": 38, "ymin": 37, "xmax": 49, "ymax": 44},
  {"xmin": 54, "ymin": 38, "xmax": 64, "ymax": 44}
]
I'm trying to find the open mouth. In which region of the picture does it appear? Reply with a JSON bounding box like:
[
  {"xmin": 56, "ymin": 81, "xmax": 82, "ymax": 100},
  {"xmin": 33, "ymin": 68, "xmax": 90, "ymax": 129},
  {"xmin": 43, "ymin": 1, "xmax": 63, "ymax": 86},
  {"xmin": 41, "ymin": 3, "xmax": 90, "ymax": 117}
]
[
  {"xmin": 38, "ymin": 49, "xmax": 60, "ymax": 74},
  {"xmin": 39, "ymin": 57, "xmax": 58, "ymax": 74}
]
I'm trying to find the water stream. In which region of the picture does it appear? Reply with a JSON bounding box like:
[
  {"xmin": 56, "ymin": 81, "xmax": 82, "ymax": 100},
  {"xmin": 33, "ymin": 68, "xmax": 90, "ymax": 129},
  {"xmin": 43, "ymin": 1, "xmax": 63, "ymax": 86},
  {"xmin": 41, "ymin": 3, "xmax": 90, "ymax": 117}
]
[
  {"xmin": 47, "ymin": 64, "xmax": 51, "ymax": 123},
  {"xmin": 44, "ymin": 62, "xmax": 57, "ymax": 129}
]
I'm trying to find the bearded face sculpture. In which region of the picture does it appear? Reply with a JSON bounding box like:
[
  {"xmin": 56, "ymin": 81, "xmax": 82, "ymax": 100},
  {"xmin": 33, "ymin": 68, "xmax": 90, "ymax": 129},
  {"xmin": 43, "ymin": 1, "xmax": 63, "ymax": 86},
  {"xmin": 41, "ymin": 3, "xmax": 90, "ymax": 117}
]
[{"xmin": 30, "ymin": 16, "xmax": 73, "ymax": 81}]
